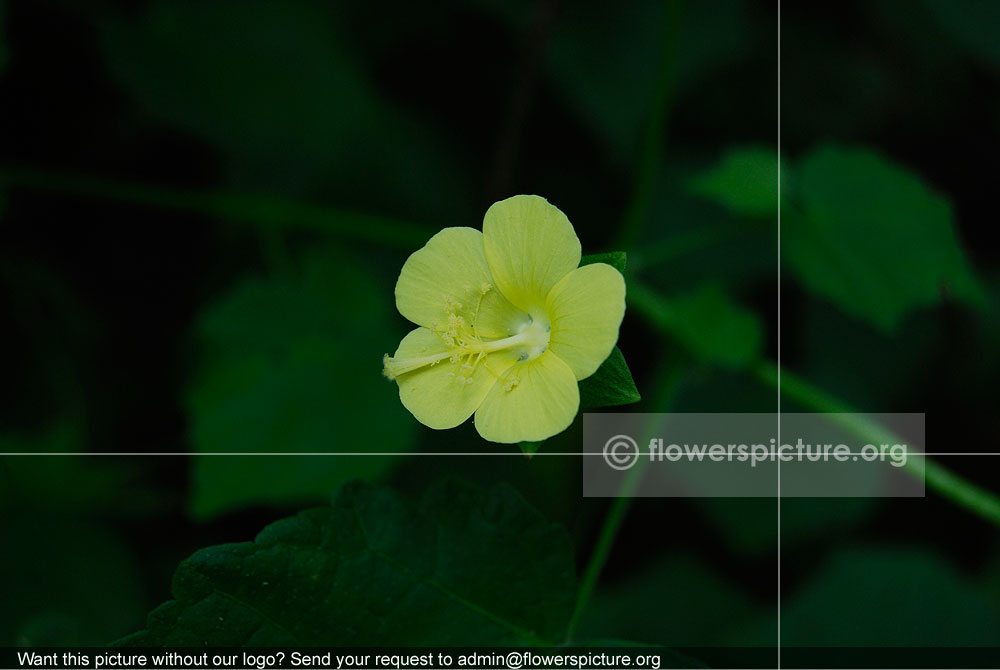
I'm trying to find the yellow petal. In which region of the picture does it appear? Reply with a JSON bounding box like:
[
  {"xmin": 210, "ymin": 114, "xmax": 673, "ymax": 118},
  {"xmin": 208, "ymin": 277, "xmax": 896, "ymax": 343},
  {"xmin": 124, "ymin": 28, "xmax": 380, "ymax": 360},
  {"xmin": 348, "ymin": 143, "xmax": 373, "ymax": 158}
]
[
  {"xmin": 482, "ymin": 195, "xmax": 582, "ymax": 314},
  {"xmin": 390, "ymin": 327, "xmax": 517, "ymax": 430},
  {"xmin": 395, "ymin": 227, "xmax": 523, "ymax": 339},
  {"xmin": 474, "ymin": 351, "xmax": 579, "ymax": 443},
  {"xmin": 546, "ymin": 263, "xmax": 626, "ymax": 380}
]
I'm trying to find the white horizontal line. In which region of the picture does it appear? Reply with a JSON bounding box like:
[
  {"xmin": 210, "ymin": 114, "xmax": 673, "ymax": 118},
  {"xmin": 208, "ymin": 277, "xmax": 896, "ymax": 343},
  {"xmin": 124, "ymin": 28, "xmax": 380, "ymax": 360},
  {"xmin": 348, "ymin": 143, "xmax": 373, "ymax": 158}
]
[
  {"xmin": 0, "ymin": 452, "xmax": 995, "ymax": 457},
  {"xmin": 0, "ymin": 452, "xmax": 559, "ymax": 456}
]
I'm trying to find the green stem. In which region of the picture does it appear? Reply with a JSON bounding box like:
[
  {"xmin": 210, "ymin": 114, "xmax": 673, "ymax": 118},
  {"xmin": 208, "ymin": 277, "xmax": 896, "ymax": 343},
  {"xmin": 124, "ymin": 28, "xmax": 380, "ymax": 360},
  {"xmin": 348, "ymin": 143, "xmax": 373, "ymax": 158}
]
[
  {"xmin": 627, "ymin": 279, "xmax": 1000, "ymax": 529},
  {"xmin": 615, "ymin": 0, "xmax": 685, "ymax": 250},
  {"xmin": 564, "ymin": 358, "xmax": 686, "ymax": 642},
  {"xmin": 921, "ymin": 460, "xmax": 1000, "ymax": 527},
  {"xmin": 1, "ymin": 165, "xmax": 434, "ymax": 249},
  {"xmin": 754, "ymin": 359, "xmax": 1000, "ymax": 528},
  {"xmin": 564, "ymin": 463, "xmax": 643, "ymax": 643}
]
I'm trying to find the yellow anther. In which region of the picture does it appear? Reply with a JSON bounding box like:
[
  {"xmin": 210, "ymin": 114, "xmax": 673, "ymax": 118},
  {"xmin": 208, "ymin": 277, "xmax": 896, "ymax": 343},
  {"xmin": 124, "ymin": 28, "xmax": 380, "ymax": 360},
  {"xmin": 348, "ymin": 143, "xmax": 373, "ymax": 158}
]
[
  {"xmin": 389, "ymin": 307, "xmax": 549, "ymax": 388},
  {"xmin": 442, "ymin": 293, "xmax": 463, "ymax": 314},
  {"xmin": 382, "ymin": 354, "xmax": 396, "ymax": 380},
  {"xmin": 480, "ymin": 282, "xmax": 492, "ymax": 295}
]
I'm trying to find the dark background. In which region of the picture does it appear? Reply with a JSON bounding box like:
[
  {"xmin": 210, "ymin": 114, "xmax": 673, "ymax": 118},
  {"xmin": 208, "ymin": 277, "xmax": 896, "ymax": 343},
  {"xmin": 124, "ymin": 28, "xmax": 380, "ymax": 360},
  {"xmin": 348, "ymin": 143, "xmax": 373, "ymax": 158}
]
[{"xmin": 1, "ymin": 0, "xmax": 999, "ymax": 659}]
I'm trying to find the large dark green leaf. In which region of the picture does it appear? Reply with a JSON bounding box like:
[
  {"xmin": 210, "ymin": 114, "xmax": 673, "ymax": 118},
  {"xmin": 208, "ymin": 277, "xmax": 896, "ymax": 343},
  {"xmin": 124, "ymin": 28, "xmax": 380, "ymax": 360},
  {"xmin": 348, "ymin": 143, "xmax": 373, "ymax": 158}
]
[
  {"xmin": 786, "ymin": 145, "xmax": 987, "ymax": 331},
  {"xmin": 186, "ymin": 250, "xmax": 416, "ymax": 519},
  {"xmin": 118, "ymin": 480, "xmax": 576, "ymax": 646}
]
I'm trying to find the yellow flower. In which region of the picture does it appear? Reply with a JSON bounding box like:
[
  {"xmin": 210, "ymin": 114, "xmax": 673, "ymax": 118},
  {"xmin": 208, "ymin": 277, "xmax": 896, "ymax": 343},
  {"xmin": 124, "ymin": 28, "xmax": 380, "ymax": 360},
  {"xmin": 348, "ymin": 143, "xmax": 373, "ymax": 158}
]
[{"xmin": 383, "ymin": 195, "xmax": 626, "ymax": 443}]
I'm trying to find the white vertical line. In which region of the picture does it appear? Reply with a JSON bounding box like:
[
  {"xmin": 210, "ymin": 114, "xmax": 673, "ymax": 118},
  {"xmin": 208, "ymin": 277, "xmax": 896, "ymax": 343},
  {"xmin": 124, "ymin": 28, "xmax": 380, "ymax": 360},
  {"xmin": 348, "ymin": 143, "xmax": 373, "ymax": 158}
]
[{"xmin": 776, "ymin": 0, "xmax": 783, "ymax": 668}]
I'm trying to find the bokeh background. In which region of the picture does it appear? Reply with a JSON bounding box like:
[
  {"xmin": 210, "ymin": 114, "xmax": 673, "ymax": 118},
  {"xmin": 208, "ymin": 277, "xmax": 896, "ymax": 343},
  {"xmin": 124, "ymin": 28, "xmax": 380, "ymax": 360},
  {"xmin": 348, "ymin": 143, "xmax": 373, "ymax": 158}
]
[{"xmin": 2, "ymin": 0, "xmax": 999, "ymax": 665}]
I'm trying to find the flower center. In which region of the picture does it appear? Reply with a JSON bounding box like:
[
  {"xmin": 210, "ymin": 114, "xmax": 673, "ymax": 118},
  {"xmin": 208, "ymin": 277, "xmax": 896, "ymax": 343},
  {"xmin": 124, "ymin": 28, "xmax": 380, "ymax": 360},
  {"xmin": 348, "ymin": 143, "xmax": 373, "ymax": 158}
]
[
  {"xmin": 512, "ymin": 313, "xmax": 551, "ymax": 362},
  {"xmin": 383, "ymin": 287, "xmax": 551, "ymax": 383}
]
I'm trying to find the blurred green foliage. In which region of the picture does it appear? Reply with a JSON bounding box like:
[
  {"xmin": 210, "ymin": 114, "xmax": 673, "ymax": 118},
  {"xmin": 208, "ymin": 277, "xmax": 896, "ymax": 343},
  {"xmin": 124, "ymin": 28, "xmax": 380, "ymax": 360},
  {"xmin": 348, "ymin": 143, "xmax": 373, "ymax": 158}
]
[
  {"xmin": 688, "ymin": 146, "xmax": 783, "ymax": 217},
  {"xmin": 690, "ymin": 144, "xmax": 987, "ymax": 331},
  {"xmin": 630, "ymin": 283, "xmax": 763, "ymax": 368},
  {"xmin": 187, "ymin": 249, "xmax": 416, "ymax": 519},
  {"xmin": 697, "ymin": 497, "xmax": 876, "ymax": 557},
  {"xmin": 787, "ymin": 145, "xmax": 986, "ymax": 330},
  {"xmin": 97, "ymin": 0, "xmax": 474, "ymax": 217},
  {"xmin": 922, "ymin": 0, "xmax": 1000, "ymax": 69},
  {"xmin": 775, "ymin": 547, "xmax": 1000, "ymax": 646},
  {"xmin": 578, "ymin": 553, "xmax": 765, "ymax": 646},
  {"xmin": 0, "ymin": 515, "xmax": 146, "ymax": 645},
  {"xmin": 1, "ymin": 0, "xmax": 999, "ymax": 657},
  {"xmin": 0, "ymin": 422, "xmax": 165, "ymax": 516}
]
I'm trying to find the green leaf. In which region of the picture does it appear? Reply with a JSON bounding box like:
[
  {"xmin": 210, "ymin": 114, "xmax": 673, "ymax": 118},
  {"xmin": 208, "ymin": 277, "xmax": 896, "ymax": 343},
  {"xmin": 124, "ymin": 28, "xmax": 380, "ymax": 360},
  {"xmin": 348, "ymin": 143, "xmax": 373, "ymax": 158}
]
[
  {"xmin": 688, "ymin": 146, "xmax": 782, "ymax": 217},
  {"xmin": 630, "ymin": 283, "xmax": 762, "ymax": 367},
  {"xmin": 579, "ymin": 346, "xmax": 641, "ymax": 408},
  {"xmin": 581, "ymin": 251, "xmax": 627, "ymax": 275},
  {"xmin": 117, "ymin": 480, "xmax": 576, "ymax": 646},
  {"xmin": 186, "ymin": 249, "xmax": 416, "ymax": 519},
  {"xmin": 787, "ymin": 144, "xmax": 987, "ymax": 331},
  {"xmin": 519, "ymin": 440, "xmax": 545, "ymax": 456}
]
